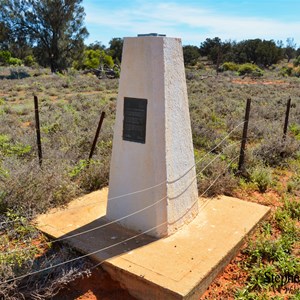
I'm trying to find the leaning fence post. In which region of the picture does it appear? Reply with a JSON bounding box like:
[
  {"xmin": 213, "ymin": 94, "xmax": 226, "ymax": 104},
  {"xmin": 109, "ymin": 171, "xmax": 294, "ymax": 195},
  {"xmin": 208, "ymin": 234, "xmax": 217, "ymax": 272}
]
[
  {"xmin": 280, "ymin": 97, "xmax": 292, "ymax": 158},
  {"xmin": 34, "ymin": 95, "xmax": 43, "ymax": 167},
  {"xmin": 88, "ymin": 111, "xmax": 106, "ymax": 161},
  {"xmin": 283, "ymin": 97, "xmax": 291, "ymax": 140},
  {"xmin": 238, "ymin": 98, "xmax": 251, "ymax": 173}
]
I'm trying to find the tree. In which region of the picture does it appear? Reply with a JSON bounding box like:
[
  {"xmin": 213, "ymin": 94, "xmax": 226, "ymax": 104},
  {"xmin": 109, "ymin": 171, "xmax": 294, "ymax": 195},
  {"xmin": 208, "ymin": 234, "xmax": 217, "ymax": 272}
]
[
  {"xmin": 232, "ymin": 39, "xmax": 281, "ymax": 67},
  {"xmin": 86, "ymin": 41, "xmax": 106, "ymax": 51},
  {"xmin": 81, "ymin": 49, "xmax": 114, "ymax": 70},
  {"xmin": 0, "ymin": 0, "xmax": 88, "ymax": 72},
  {"xmin": 108, "ymin": 38, "xmax": 123, "ymax": 64},
  {"xmin": 285, "ymin": 37, "xmax": 297, "ymax": 62},
  {"xmin": 182, "ymin": 45, "xmax": 200, "ymax": 66},
  {"xmin": 0, "ymin": 22, "xmax": 10, "ymax": 50},
  {"xmin": 199, "ymin": 37, "xmax": 232, "ymax": 72},
  {"xmin": 256, "ymin": 40, "xmax": 282, "ymax": 66},
  {"xmin": 199, "ymin": 37, "xmax": 222, "ymax": 61}
]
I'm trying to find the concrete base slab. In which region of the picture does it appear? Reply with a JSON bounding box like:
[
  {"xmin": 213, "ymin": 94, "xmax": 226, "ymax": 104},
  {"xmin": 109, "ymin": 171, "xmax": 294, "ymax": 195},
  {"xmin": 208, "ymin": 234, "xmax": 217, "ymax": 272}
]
[{"xmin": 35, "ymin": 189, "xmax": 270, "ymax": 300}]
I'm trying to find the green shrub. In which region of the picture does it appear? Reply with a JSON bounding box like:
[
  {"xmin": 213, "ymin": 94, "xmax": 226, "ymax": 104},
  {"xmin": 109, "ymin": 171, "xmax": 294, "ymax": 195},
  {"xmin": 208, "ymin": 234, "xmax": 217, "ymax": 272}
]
[
  {"xmin": 0, "ymin": 134, "xmax": 31, "ymax": 157},
  {"xmin": 0, "ymin": 50, "xmax": 11, "ymax": 65},
  {"xmin": 275, "ymin": 208, "xmax": 298, "ymax": 237},
  {"xmin": 23, "ymin": 55, "xmax": 36, "ymax": 67},
  {"xmin": 81, "ymin": 49, "xmax": 114, "ymax": 70},
  {"xmin": 8, "ymin": 57, "xmax": 23, "ymax": 66},
  {"xmin": 293, "ymin": 55, "xmax": 300, "ymax": 67},
  {"xmin": 222, "ymin": 62, "xmax": 239, "ymax": 72},
  {"xmin": 279, "ymin": 66, "xmax": 293, "ymax": 77},
  {"xmin": 287, "ymin": 174, "xmax": 300, "ymax": 194},
  {"xmin": 249, "ymin": 165, "xmax": 273, "ymax": 193},
  {"xmin": 238, "ymin": 63, "xmax": 263, "ymax": 77},
  {"xmin": 289, "ymin": 123, "xmax": 300, "ymax": 140},
  {"xmin": 292, "ymin": 66, "xmax": 300, "ymax": 77}
]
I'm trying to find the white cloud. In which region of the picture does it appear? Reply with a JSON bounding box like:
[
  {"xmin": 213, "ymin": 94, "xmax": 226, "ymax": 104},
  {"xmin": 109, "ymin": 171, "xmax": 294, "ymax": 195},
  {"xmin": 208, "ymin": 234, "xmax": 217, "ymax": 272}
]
[{"xmin": 84, "ymin": 1, "xmax": 300, "ymax": 45}]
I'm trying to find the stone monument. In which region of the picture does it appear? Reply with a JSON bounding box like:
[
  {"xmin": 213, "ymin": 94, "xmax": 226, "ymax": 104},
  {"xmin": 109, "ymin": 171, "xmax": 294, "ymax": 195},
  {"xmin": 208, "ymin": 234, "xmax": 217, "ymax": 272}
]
[{"xmin": 106, "ymin": 34, "xmax": 199, "ymax": 238}]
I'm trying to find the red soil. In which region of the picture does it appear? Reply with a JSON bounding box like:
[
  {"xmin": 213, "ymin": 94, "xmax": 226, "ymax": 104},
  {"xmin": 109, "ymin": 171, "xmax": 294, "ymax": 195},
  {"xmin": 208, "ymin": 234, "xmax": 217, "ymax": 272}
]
[
  {"xmin": 232, "ymin": 79, "xmax": 289, "ymax": 85},
  {"xmin": 53, "ymin": 267, "xmax": 135, "ymax": 300}
]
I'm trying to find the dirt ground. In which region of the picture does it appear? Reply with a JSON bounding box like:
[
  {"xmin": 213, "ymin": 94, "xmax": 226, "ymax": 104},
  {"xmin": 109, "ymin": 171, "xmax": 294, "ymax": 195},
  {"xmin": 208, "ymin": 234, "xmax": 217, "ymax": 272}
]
[{"xmin": 53, "ymin": 267, "xmax": 136, "ymax": 300}]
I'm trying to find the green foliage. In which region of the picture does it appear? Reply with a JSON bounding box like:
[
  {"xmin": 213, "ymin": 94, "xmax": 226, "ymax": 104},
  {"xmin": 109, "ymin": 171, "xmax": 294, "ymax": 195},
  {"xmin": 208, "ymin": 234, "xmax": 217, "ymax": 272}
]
[
  {"xmin": 275, "ymin": 207, "xmax": 298, "ymax": 237},
  {"xmin": 245, "ymin": 235, "xmax": 294, "ymax": 264},
  {"xmin": 0, "ymin": 134, "xmax": 31, "ymax": 157},
  {"xmin": 0, "ymin": 163, "xmax": 9, "ymax": 179},
  {"xmin": 221, "ymin": 61, "xmax": 239, "ymax": 71},
  {"xmin": 287, "ymin": 173, "xmax": 300, "ymax": 194},
  {"xmin": 240, "ymin": 215, "xmax": 299, "ymax": 297},
  {"xmin": 0, "ymin": 50, "xmax": 11, "ymax": 65},
  {"xmin": 238, "ymin": 63, "xmax": 263, "ymax": 76},
  {"xmin": 23, "ymin": 55, "xmax": 35, "ymax": 67},
  {"xmin": 285, "ymin": 38, "xmax": 297, "ymax": 62},
  {"xmin": 68, "ymin": 159, "xmax": 90, "ymax": 178},
  {"xmin": 183, "ymin": 45, "xmax": 200, "ymax": 66},
  {"xmin": 292, "ymin": 66, "xmax": 300, "ymax": 77},
  {"xmin": 249, "ymin": 165, "xmax": 273, "ymax": 193},
  {"xmin": 235, "ymin": 289, "xmax": 272, "ymax": 300},
  {"xmin": 81, "ymin": 49, "xmax": 114, "ymax": 70},
  {"xmin": 199, "ymin": 37, "xmax": 282, "ymax": 67},
  {"xmin": 294, "ymin": 55, "xmax": 300, "ymax": 67},
  {"xmin": 100, "ymin": 50, "xmax": 114, "ymax": 68},
  {"xmin": 289, "ymin": 123, "xmax": 300, "ymax": 139},
  {"xmin": 247, "ymin": 264, "xmax": 279, "ymax": 291},
  {"xmin": 281, "ymin": 197, "xmax": 300, "ymax": 220},
  {"xmin": 233, "ymin": 39, "xmax": 282, "ymax": 67},
  {"xmin": 108, "ymin": 37, "xmax": 123, "ymax": 63},
  {"xmin": 8, "ymin": 57, "xmax": 22, "ymax": 66},
  {"xmin": 280, "ymin": 66, "xmax": 293, "ymax": 77},
  {"xmin": 82, "ymin": 49, "xmax": 100, "ymax": 69},
  {"xmin": 0, "ymin": 0, "xmax": 88, "ymax": 72},
  {"xmin": 199, "ymin": 37, "xmax": 227, "ymax": 65}
]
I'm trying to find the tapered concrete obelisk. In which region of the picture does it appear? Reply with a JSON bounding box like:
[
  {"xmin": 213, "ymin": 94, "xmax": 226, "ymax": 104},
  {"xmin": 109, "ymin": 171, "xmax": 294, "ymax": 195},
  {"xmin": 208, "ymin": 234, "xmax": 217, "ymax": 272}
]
[{"xmin": 106, "ymin": 34, "xmax": 198, "ymax": 238}]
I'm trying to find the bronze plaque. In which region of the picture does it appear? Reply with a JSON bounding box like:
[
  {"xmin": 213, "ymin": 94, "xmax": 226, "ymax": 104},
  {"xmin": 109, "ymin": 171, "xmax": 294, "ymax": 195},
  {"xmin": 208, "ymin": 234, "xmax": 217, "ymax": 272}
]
[{"xmin": 123, "ymin": 97, "xmax": 147, "ymax": 144}]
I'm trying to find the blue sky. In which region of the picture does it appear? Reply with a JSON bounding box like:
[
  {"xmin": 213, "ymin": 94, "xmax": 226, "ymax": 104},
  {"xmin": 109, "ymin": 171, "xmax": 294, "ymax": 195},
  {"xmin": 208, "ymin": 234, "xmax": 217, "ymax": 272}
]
[{"xmin": 83, "ymin": 0, "xmax": 300, "ymax": 47}]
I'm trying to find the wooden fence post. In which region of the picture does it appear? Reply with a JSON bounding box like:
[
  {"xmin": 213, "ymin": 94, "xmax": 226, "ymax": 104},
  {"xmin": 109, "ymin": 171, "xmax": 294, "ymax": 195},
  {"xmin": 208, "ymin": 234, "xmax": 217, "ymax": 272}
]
[
  {"xmin": 283, "ymin": 97, "xmax": 291, "ymax": 140},
  {"xmin": 34, "ymin": 95, "xmax": 43, "ymax": 167},
  {"xmin": 88, "ymin": 111, "xmax": 106, "ymax": 161},
  {"xmin": 238, "ymin": 98, "xmax": 251, "ymax": 173}
]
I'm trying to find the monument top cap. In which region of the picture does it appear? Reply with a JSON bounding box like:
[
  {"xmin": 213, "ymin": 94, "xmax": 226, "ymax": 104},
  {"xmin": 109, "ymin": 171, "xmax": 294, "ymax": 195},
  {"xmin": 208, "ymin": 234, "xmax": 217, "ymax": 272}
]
[{"xmin": 137, "ymin": 33, "xmax": 166, "ymax": 37}]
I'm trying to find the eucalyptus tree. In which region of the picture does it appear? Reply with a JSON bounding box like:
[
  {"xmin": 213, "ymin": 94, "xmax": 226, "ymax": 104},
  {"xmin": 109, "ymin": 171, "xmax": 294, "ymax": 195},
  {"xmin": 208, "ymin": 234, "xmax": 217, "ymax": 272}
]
[{"xmin": 0, "ymin": 0, "xmax": 88, "ymax": 72}]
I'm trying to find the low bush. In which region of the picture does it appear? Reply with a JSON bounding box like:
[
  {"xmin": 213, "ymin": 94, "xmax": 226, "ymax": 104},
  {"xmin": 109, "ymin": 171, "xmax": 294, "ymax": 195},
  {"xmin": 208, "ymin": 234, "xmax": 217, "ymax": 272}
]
[
  {"xmin": 249, "ymin": 165, "xmax": 273, "ymax": 193},
  {"xmin": 8, "ymin": 57, "xmax": 22, "ymax": 66},
  {"xmin": 253, "ymin": 136, "xmax": 300, "ymax": 167},
  {"xmin": 23, "ymin": 55, "xmax": 36, "ymax": 67},
  {"xmin": 238, "ymin": 63, "xmax": 263, "ymax": 77},
  {"xmin": 221, "ymin": 61, "xmax": 239, "ymax": 72},
  {"xmin": 0, "ymin": 50, "xmax": 12, "ymax": 65},
  {"xmin": 279, "ymin": 66, "xmax": 293, "ymax": 77},
  {"xmin": 196, "ymin": 155, "xmax": 238, "ymax": 197},
  {"xmin": 292, "ymin": 66, "xmax": 300, "ymax": 77},
  {"xmin": 293, "ymin": 55, "xmax": 300, "ymax": 67}
]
